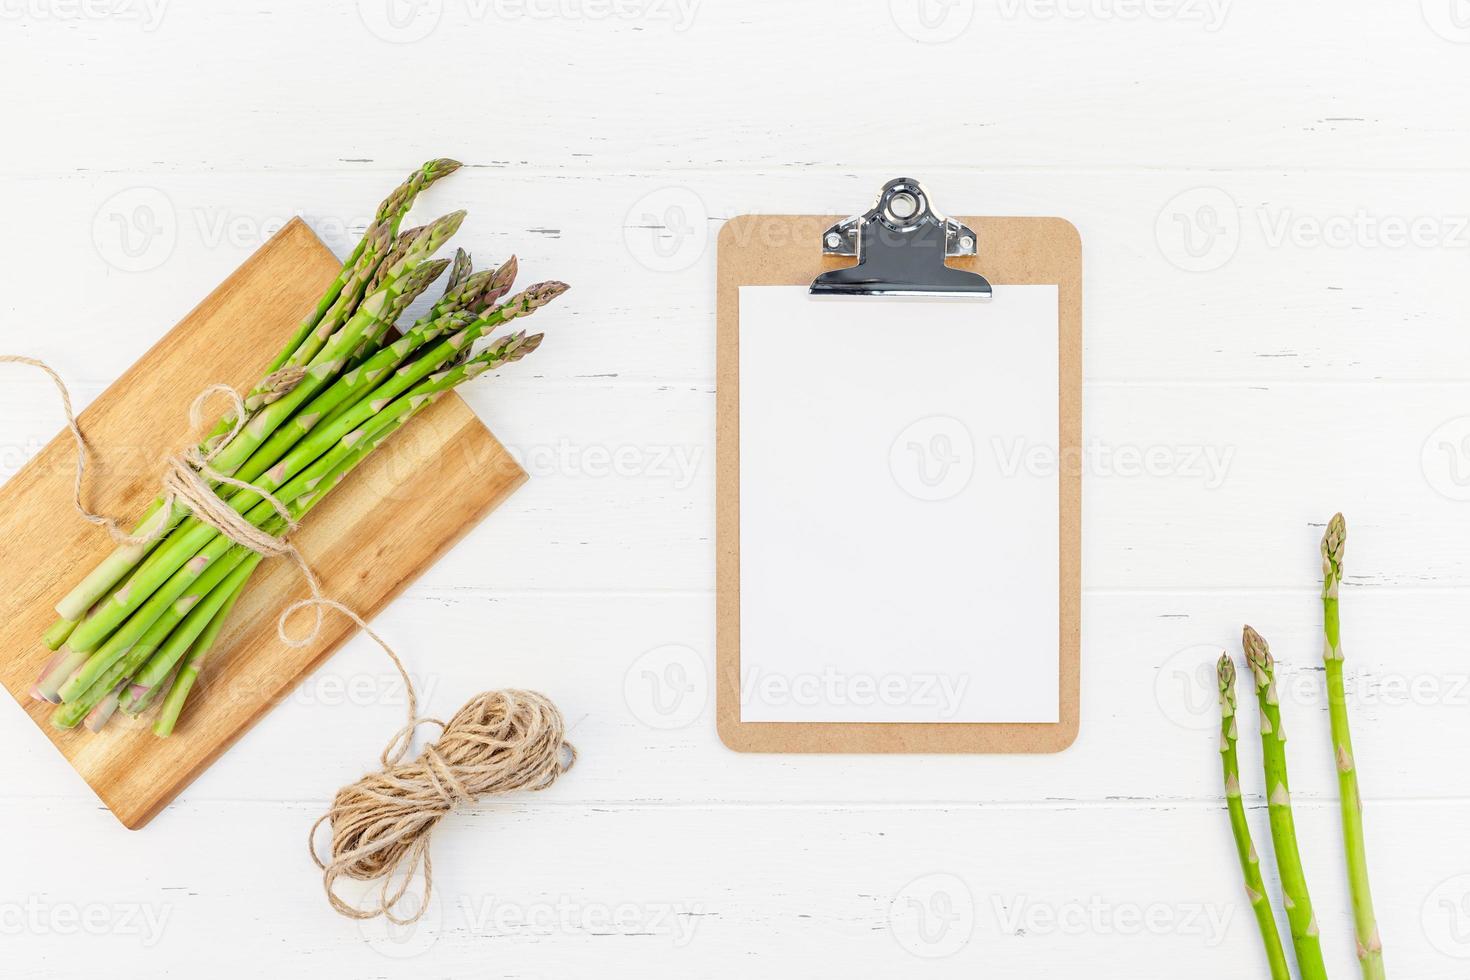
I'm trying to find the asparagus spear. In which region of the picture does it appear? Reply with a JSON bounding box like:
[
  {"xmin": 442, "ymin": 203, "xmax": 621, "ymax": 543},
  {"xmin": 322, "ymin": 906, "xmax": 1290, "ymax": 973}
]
[
  {"xmin": 1322, "ymin": 515, "xmax": 1385, "ymax": 979},
  {"xmin": 1218, "ymin": 653, "xmax": 1292, "ymax": 980},
  {"xmin": 446, "ymin": 247, "xmax": 473, "ymax": 291},
  {"xmin": 1243, "ymin": 625, "xmax": 1329, "ymax": 980},
  {"xmin": 42, "ymin": 617, "xmax": 78, "ymax": 651}
]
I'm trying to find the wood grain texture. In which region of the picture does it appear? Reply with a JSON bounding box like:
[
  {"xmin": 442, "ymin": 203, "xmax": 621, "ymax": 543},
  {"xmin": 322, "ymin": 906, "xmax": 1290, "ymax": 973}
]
[{"xmin": 0, "ymin": 219, "xmax": 525, "ymax": 829}]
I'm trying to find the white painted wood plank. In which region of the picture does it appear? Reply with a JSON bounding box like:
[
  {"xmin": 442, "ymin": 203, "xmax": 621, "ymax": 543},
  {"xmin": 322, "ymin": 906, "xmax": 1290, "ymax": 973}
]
[
  {"xmin": 2, "ymin": 2, "xmax": 1468, "ymax": 173},
  {"xmin": 0, "ymin": 797, "xmax": 1457, "ymax": 979},
  {"xmin": 2, "ymin": 170, "xmax": 1468, "ymax": 391}
]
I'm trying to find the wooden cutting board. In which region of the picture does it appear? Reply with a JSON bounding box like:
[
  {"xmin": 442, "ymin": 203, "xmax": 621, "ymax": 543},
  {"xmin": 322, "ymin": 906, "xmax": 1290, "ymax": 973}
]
[{"xmin": 0, "ymin": 219, "xmax": 526, "ymax": 829}]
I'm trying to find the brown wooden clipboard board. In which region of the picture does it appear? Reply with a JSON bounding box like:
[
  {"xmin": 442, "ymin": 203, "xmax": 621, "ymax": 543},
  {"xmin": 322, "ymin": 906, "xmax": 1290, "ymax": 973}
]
[{"xmin": 715, "ymin": 209, "xmax": 1082, "ymax": 754}]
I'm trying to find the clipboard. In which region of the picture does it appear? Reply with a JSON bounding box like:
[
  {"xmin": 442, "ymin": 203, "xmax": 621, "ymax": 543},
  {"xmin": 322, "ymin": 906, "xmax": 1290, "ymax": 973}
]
[{"xmin": 716, "ymin": 178, "xmax": 1082, "ymax": 754}]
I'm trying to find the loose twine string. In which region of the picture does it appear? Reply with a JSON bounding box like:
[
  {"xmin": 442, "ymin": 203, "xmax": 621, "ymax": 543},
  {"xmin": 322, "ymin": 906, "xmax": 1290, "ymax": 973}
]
[{"xmin": 1, "ymin": 355, "xmax": 575, "ymax": 924}]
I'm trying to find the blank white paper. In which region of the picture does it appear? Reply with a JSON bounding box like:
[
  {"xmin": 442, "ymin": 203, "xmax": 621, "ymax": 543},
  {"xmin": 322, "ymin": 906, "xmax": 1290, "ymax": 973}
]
[{"xmin": 738, "ymin": 285, "xmax": 1061, "ymax": 724}]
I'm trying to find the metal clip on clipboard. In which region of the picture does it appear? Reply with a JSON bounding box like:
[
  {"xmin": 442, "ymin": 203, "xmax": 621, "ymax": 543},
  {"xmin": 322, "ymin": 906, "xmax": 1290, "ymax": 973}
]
[{"xmin": 811, "ymin": 177, "xmax": 992, "ymax": 299}]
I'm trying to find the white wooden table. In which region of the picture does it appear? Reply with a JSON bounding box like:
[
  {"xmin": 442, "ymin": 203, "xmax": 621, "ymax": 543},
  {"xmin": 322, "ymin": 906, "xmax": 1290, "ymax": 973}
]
[{"xmin": 3, "ymin": 2, "xmax": 1469, "ymax": 976}]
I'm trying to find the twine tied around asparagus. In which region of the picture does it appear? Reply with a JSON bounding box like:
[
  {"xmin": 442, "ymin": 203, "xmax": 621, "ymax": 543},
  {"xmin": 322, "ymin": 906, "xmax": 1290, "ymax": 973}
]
[{"xmin": 1, "ymin": 355, "xmax": 576, "ymax": 924}]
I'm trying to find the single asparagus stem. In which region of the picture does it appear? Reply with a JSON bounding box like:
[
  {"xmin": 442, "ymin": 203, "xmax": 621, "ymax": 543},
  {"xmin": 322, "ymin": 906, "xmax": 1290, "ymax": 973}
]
[
  {"xmin": 53, "ymin": 500, "xmax": 171, "ymax": 621},
  {"xmin": 1218, "ymin": 653, "xmax": 1292, "ymax": 980},
  {"xmin": 33, "ymin": 647, "xmax": 89, "ymax": 702},
  {"xmin": 446, "ymin": 247, "xmax": 473, "ymax": 291},
  {"xmin": 120, "ymin": 663, "xmax": 176, "ymax": 717},
  {"xmin": 1243, "ymin": 625, "xmax": 1329, "ymax": 980},
  {"xmin": 1322, "ymin": 514, "xmax": 1385, "ymax": 979},
  {"xmin": 43, "ymin": 618, "xmax": 78, "ymax": 651},
  {"xmin": 83, "ymin": 683, "xmax": 125, "ymax": 733}
]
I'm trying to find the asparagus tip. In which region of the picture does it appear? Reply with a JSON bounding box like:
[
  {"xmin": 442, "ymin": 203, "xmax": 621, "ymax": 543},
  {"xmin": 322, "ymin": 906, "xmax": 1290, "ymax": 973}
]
[
  {"xmin": 1216, "ymin": 651, "xmax": 1235, "ymax": 691},
  {"xmin": 1241, "ymin": 625, "xmax": 1272, "ymax": 676},
  {"xmin": 448, "ymin": 248, "xmax": 473, "ymax": 290},
  {"xmin": 1322, "ymin": 512, "xmax": 1346, "ymax": 574}
]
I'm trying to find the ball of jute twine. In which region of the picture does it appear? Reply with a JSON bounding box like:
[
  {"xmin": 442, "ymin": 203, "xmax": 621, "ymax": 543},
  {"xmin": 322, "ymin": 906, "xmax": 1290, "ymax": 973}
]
[{"xmin": 2, "ymin": 355, "xmax": 576, "ymax": 924}]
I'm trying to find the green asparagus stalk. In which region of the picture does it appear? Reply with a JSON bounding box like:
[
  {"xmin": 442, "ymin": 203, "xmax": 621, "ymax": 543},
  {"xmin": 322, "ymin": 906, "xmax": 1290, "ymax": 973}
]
[
  {"xmin": 1243, "ymin": 625, "xmax": 1329, "ymax": 980},
  {"xmin": 446, "ymin": 247, "xmax": 473, "ymax": 291},
  {"xmin": 1218, "ymin": 653, "xmax": 1292, "ymax": 980},
  {"xmin": 42, "ymin": 617, "xmax": 78, "ymax": 651},
  {"xmin": 1322, "ymin": 515, "xmax": 1385, "ymax": 979}
]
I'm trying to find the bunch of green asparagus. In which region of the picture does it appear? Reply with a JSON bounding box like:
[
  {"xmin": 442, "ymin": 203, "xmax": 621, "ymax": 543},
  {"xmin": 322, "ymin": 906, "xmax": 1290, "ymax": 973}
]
[
  {"xmin": 1216, "ymin": 514, "xmax": 1384, "ymax": 980},
  {"xmin": 30, "ymin": 159, "xmax": 567, "ymax": 738}
]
